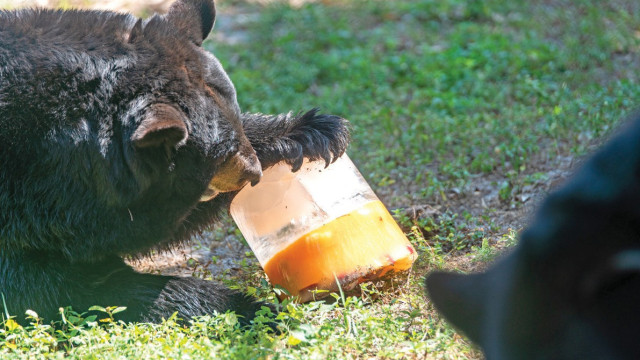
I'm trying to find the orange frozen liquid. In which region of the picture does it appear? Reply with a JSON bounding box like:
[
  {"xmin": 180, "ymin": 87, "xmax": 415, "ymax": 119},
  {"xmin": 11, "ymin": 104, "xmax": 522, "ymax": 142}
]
[{"xmin": 263, "ymin": 200, "xmax": 416, "ymax": 301}]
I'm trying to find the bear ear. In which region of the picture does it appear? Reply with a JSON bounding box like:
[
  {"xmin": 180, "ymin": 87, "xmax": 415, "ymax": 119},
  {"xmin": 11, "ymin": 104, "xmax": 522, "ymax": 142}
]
[
  {"xmin": 425, "ymin": 271, "xmax": 486, "ymax": 343},
  {"xmin": 166, "ymin": 0, "xmax": 216, "ymax": 46},
  {"xmin": 127, "ymin": 18, "xmax": 143, "ymax": 43},
  {"xmin": 132, "ymin": 104, "xmax": 188, "ymax": 149}
]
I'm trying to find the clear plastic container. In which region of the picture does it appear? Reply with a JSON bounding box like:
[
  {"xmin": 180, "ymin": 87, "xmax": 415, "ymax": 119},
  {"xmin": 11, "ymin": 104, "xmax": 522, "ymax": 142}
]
[{"xmin": 230, "ymin": 154, "xmax": 417, "ymax": 302}]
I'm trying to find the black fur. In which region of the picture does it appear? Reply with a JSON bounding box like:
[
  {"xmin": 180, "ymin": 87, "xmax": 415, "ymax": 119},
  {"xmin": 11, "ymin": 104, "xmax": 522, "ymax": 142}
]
[
  {"xmin": 0, "ymin": 0, "xmax": 349, "ymax": 325},
  {"xmin": 426, "ymin": 116, "xmax": 640, "ymax": 359}
]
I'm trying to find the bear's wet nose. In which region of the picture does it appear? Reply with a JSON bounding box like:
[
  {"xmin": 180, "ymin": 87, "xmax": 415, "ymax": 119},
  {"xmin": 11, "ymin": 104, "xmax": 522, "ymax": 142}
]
[{"xmin": 242, "ymin": 154, "xmax": 262, "ymax": 187}]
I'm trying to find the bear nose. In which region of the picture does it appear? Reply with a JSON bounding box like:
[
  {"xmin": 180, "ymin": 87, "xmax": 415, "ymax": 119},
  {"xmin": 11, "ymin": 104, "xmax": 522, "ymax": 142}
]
[
  {"xmin": 200, "ymin": 148, "xmax": 263, "ymax": 202},
  {"xmin": 242, "ymin": 153, "xmax": 262, "ymax": 187}
]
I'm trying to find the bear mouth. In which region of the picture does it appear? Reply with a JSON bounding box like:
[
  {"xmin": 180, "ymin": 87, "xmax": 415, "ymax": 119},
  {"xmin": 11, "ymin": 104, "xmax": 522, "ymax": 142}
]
[
  {"xmin": 198, "ymin": 150, "xmax": 262, "ymax": 202},
  {"xmin": 199, "ymin": 178, "xmax": 252, "ymax": 202},
  {"xmin": 199, "ymin": 186, "xmax": 220, "ymax": 202}
]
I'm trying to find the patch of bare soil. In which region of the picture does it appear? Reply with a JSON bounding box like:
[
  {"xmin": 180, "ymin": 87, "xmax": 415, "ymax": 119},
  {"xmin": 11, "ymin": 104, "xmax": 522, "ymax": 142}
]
[
  {"xmin": 450, "ymin": 154, "xmax": 576, "ymax": 231},
  {"xmin": 128, "ymin": 231, "xmax": 258, "ymax": 278},
  {"xmin": 397, "ymin": 146, "xmax": 590, "ymax": 274}
]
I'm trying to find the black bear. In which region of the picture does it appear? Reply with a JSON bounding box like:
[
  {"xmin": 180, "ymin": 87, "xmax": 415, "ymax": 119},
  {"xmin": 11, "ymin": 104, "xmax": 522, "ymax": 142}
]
[
  {"xmin": 426, "ymin": 116, "xmax": 640, "ymax": 359},
  {"xmin": 0, "ymin": 0, "xmax": 349, "ymax": 325}
]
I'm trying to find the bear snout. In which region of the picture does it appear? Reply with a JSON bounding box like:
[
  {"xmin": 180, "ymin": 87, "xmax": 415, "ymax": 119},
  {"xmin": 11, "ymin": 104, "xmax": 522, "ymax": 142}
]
[{"xmin": 200, "ymin": 147, "xmax": 262, "ymax": 202}]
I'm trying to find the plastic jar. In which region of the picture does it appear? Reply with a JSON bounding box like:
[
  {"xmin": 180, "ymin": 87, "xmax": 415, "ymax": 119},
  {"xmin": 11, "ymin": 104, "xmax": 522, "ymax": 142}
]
[{"xmin": 230, "ymin": 154, "xmax": 416, "ymax": 302}]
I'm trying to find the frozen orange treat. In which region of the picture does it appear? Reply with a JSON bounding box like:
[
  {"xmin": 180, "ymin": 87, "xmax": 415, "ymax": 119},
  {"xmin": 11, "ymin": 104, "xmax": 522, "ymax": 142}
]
[
  {"xmin": 263, "ymin": 201, "xmax": 416, "ymax": 301},
  {"xmin": 230, "ymin": 154, "xmax": 417, "ymax": 302}
]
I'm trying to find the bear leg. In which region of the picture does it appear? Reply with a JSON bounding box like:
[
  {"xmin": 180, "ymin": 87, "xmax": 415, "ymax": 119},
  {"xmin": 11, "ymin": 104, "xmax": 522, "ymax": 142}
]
[
  {"xmin": 0, "ymin": 252, "xmax": 273, "ymax": 326},
  {"xmin": 241, "ymin": 109, "xmax": 350, "ymax": 171}
]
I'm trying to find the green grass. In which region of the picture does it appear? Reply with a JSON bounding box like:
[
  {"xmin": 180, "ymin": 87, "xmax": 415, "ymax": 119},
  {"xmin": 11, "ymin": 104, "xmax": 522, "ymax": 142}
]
[{"xmin": 3, "ymin": 0, "xmax": 640, "ymax": 358}]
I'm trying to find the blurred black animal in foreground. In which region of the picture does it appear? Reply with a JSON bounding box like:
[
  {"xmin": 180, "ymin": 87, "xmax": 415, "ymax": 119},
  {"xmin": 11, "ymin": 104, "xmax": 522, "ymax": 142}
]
[
  {"xmin": 0, "ymin": 0, "xmax": 349, "ymax": 325},
  {"xmin": 426, "ymin": 116, "xmax": 640, "ymax": 359}
]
